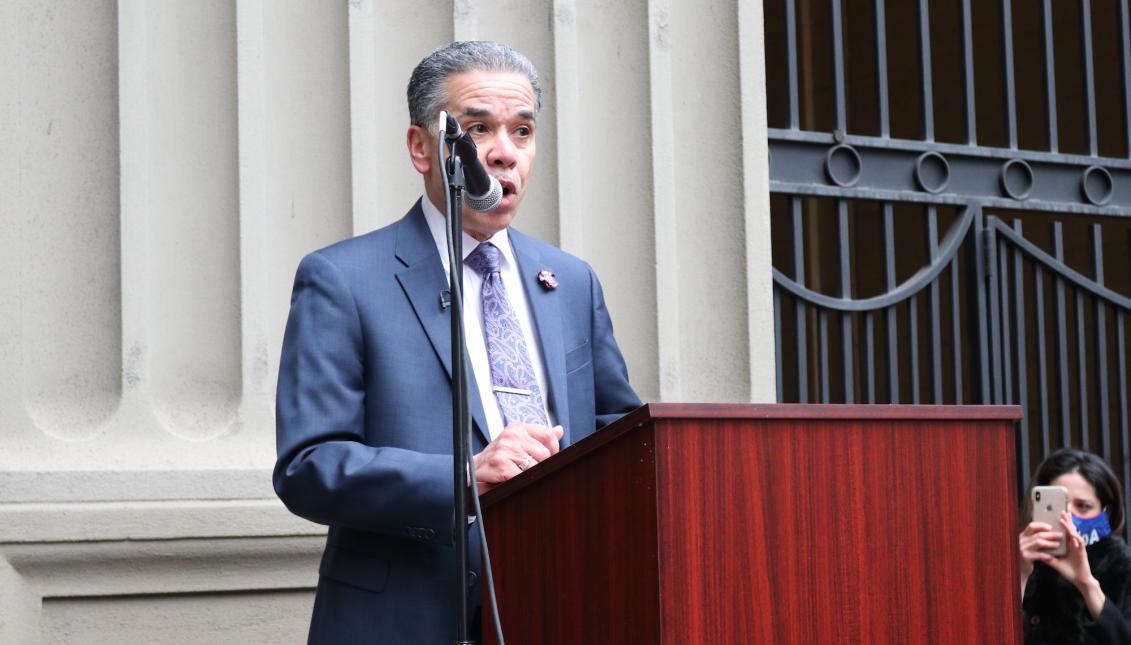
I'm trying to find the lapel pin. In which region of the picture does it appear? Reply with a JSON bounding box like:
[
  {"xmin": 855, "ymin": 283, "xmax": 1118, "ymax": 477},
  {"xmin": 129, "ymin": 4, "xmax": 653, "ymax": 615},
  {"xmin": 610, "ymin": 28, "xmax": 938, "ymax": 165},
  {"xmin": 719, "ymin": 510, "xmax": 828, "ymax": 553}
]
[{"xmin": 537, "ymin": 270, "xmax": 558, "ymax": 290}]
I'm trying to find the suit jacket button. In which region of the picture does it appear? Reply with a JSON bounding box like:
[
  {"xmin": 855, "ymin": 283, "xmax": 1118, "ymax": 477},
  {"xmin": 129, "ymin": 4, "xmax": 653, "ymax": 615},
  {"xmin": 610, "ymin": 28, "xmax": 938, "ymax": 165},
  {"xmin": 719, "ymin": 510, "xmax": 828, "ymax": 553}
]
[
  {"xmin": 424, "ymin": 528, "xmax": 435, "ymax": 540},
  {"xmin": 1030, "ymin": 615, "xmax": 1040, "ymax": 625},
  {"xmin": 468, "ymin": 571, "xmax": 478, "ymax": 587}
]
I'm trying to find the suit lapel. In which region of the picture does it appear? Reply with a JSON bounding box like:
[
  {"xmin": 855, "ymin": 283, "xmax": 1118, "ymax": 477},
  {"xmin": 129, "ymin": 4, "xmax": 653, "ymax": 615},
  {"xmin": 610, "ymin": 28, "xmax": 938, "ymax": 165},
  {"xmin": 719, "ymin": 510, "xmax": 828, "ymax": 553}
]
[
  {"xmin": 394, "ymin": 202, "xmax": 491, "ymax": 448},
  {"xmin": 509, "ymin": 230, "xmax": 571, "ymax": 445}
]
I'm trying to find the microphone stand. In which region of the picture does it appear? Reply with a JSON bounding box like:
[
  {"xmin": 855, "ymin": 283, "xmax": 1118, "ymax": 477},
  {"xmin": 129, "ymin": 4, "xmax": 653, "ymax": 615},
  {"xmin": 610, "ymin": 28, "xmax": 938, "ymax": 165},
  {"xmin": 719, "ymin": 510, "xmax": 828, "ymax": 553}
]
[{"xmin": 439, "ymin": 115, "xmax": 476, "ymax": 645}]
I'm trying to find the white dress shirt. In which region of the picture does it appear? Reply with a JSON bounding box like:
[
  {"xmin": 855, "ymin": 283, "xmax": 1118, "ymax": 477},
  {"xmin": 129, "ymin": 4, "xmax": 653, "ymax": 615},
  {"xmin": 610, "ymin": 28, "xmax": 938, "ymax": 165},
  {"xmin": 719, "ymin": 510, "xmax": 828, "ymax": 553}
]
[{"xmin": 421, "ymin": 197, "xmax": 554, "ymax": 440}]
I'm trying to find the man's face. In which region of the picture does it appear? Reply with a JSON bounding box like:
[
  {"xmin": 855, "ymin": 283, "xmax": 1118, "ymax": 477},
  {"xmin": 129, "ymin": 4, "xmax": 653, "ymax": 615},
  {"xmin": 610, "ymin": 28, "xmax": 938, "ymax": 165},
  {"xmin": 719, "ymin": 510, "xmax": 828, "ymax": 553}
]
[{"xmin": 409, "ymin": 70, "xmax": 538, "ymax": 241}]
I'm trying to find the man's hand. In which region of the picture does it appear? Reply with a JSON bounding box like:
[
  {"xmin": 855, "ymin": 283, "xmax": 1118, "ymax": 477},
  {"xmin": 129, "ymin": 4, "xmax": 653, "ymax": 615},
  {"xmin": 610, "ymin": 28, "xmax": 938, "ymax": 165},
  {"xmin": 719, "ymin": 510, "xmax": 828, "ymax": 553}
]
[{"xmin": 472, "ymin": 423, "xmax": 563, "ymax": 495}]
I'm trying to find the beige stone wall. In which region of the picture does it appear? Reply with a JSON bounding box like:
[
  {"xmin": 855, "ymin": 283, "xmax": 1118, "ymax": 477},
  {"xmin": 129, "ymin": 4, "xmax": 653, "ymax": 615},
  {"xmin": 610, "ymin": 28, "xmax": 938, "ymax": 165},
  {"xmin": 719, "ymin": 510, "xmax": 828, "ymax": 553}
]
[{"xmin": 0, "ymin": 0, "xmax": 772, "ymax": 641}]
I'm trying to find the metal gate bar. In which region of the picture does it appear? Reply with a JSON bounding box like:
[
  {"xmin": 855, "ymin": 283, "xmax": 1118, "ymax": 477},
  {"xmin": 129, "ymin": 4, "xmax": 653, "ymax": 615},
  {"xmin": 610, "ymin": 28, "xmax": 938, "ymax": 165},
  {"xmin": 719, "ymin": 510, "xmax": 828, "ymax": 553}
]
[
  {"xmin": 785, "ymin": 0, "xmax": 799, "ymax": 129},
  {"xmin": 928, "ymin": 208, "xmax": 943, "ymax": 402},
  {"xmin": 950, "ymin": 243, "xmax": 964, "ymax": 404},
  {"xmin": 1077, "ymin": 260, "xmax": 1090, "ymax": 449},
  {"xmin": 875, "ymin": 0, "xmax": 891, "ymax": 138},
  {"xmin": 838, "ymin": 201, "xmax": 853, "ymax": 402},
  {"xmin": 883, "ymin": 204, "xmax": 899, "ymax": 401},
  {"xmin": 1053, "ymin": 224, "xmax": 1071, "ymax": 441},
  {"xmin": 1002, "ymin": 0, "xmax": 1019, "ymax": 148},
  {"xmin": 1008, "ymin": 219, "xmax": 1031, "ymax": 481},
  {"xmin": 1041, "ymin": 0, "xmax": 1058, "ymax": 152},
  {"xmin": 918, "ymin": 0, "xmax": 934, "ymax": 141},
  {"xmin": 1034, "ymin": 257, "xmax": 1051, "ymax": 448},
  {"xmin": 792, "ymin": 199, "xmax": 808, "ymax": 402},
  {"xmin": 960, "ymin": 0, "xmax": 976, "ymax": 144},
  {"xmin": 1093, "ymin": 225, "xmax": 1112, "ymax": 454},
  {"xmin": 1083, "ymin": 0, "xmax": 1098, "ymax": 157},
  {"xmin": 1119, "ymin": 317, "xmax": 1130, "ymax": 479},
  {"xmin": 831, "ymin": 0, "xmax": 846, "ymax": 133},
  {"xmin": 1000, "ymin": 231, "xmax": 1014, "ymax": 407},
  {"xmin": 1121, "ymin": 0, "xmax": 1131, "ymax": 155}
]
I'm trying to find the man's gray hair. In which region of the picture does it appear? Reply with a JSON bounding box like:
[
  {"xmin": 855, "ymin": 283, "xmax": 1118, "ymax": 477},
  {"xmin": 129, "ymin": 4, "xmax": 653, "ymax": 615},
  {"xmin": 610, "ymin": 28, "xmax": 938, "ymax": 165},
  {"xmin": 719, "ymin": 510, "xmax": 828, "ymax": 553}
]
[{"xmin": 407, "ymin": 41, "xmax": 542, "ymax": 133}]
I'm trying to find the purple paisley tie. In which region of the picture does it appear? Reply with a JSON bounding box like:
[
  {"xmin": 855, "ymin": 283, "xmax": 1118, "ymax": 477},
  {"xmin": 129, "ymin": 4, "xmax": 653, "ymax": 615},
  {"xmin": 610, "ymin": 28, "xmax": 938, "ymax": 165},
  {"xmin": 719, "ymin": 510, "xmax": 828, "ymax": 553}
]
[{"xmin": 464, "ymin": 242, "xmax": 550, "ymax": 427}]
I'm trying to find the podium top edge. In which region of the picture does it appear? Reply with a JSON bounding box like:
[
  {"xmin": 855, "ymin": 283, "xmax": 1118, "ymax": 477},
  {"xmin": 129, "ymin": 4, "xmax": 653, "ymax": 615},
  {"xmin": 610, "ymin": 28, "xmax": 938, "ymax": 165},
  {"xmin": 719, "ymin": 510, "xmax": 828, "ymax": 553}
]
[{"xmin": 632, "ymin": 402, "xmax": 1025, "ymax": 422}]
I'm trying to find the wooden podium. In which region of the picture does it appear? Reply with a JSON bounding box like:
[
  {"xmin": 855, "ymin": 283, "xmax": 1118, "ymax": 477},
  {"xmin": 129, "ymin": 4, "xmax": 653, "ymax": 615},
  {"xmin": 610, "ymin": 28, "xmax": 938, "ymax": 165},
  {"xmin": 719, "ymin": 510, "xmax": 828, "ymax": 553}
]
[{"xmin": 480, "ymin": 403, "xmax": 1023, "ymax": 644}]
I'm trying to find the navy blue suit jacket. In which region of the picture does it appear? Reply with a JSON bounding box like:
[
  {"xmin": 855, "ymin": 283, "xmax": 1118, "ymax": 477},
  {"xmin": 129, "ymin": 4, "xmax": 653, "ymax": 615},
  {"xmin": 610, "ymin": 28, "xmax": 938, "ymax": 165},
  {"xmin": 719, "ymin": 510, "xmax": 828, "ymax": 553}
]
[{"xmin": 274, "ymin": 201, "xmax": 641, "ymax": 643}]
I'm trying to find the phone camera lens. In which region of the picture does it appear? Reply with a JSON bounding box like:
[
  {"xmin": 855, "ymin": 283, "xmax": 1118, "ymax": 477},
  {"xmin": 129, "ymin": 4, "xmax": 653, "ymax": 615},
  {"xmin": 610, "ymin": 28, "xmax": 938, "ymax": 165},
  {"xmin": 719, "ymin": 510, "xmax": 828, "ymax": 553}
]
[
  {"xmin": 1036, "ymin": 491, "xmax": 1042, "ymax": 502},
  {"xmin": 1046, "ymin": 504, "xmax": 1053, "ymax": 512}
]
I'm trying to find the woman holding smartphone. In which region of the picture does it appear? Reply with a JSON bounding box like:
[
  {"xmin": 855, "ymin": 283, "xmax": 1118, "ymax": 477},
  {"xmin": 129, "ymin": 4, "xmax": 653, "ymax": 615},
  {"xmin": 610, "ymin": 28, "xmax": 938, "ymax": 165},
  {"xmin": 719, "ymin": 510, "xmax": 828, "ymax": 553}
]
[{"xmin": 1019, "ymin": 448, "xmax": 1131, "ymax": 644}]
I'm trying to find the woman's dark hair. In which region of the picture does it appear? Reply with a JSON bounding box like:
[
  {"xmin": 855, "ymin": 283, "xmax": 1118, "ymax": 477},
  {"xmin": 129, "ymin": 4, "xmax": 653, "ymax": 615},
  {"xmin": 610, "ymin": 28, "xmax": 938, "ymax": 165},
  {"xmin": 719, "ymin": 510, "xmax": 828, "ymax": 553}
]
[{"xmin": 1024, "ymin": 448, "xmax": 1125, "ymax": 534}]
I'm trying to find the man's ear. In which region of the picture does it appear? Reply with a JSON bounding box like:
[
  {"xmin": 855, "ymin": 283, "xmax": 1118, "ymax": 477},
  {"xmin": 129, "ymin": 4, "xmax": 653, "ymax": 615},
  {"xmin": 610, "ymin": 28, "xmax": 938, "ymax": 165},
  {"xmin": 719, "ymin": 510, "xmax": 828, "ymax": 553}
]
[{"xmin": 407, "ymin": 125, "xmax": 433, "ymax": 175}]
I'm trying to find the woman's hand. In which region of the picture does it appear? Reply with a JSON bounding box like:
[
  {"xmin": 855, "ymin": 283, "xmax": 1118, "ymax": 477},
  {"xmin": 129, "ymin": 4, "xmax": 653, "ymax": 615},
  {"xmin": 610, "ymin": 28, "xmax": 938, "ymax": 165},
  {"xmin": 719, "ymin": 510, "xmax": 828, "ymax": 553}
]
[
  {"xmin": 1043, "ymin": 511, "xmax": 1107, "ymax": 619},
  {"xmin": 1019, "ymin": 519, "xmax": 1063, "ymax": 590},
  {"xmin": 1042, "ymin": 512, "xmax": 1091, "ymax": 584}
]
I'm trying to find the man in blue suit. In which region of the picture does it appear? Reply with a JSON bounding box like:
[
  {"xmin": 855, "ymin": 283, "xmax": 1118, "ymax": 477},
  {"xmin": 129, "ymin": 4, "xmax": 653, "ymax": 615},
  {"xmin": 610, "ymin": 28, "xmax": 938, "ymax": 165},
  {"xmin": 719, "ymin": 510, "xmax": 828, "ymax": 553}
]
[{"xmin": 274, "ymin": 41, "xmax": 641, "ymax": 643}]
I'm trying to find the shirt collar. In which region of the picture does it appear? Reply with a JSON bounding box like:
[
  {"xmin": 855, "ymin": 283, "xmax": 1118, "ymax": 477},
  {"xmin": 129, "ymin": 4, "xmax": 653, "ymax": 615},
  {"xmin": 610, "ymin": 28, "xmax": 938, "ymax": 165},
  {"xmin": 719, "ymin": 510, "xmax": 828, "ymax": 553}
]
[{"xmin": 420, "ymin": 194, "xmax": 515, "ymax": 271}]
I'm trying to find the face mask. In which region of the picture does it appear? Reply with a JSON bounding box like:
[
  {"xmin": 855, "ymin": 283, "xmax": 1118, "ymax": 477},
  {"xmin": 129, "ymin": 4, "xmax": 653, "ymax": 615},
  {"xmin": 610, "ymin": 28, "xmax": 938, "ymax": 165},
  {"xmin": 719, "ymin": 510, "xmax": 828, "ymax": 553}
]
[{"xmin": 1072, "ymin": 511, "xmax": 1113, "ymax": 546}]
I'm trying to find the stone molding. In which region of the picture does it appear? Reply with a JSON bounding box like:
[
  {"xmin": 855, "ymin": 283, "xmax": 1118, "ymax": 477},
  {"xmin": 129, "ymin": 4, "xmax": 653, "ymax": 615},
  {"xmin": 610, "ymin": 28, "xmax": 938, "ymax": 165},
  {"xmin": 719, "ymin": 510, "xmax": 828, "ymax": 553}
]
[{"xmin": 0, "ymin": 499, "xmax": 324, "ymax": 644}]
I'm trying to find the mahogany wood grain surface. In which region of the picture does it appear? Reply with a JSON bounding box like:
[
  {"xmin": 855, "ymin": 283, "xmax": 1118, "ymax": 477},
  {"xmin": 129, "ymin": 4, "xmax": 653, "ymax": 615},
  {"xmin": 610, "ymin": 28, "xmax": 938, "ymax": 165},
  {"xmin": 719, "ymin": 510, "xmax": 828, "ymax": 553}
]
[{"xmin": 482, "ymin": 403, "xmax": 1022, "ymax": 644}]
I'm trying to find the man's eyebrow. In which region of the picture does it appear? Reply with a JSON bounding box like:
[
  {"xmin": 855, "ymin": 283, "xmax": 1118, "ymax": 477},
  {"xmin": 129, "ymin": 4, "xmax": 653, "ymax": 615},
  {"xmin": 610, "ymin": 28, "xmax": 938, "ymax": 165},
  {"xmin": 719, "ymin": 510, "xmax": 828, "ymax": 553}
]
[{"xmin": 458, "ymin": 107, "xmax": 537, "ymax": 123}]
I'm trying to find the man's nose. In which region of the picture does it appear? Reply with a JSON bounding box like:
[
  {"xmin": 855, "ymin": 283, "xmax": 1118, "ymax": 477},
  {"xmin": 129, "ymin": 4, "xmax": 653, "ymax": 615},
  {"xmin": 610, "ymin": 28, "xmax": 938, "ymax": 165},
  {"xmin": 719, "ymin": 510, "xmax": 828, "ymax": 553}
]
[{"xmin": 483, "ymin": 132, "xmax": 517, "ymax": 168}]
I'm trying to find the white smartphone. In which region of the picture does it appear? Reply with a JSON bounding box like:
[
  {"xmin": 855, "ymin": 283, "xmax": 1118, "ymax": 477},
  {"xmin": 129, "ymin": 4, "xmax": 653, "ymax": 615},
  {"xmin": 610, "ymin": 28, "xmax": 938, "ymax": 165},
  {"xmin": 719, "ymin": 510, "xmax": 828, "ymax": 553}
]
[{"xmin": 1032, "ymin": 485, "xmax": 1069, "ymax": 557}]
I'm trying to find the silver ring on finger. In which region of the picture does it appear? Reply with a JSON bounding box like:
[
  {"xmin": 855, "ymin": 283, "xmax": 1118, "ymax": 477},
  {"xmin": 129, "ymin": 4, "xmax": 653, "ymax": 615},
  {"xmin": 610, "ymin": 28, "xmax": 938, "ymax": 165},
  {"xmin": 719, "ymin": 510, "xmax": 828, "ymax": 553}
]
[{"xmin": 518, "ymin": 455, "xmax": 535, "ymax": 471}]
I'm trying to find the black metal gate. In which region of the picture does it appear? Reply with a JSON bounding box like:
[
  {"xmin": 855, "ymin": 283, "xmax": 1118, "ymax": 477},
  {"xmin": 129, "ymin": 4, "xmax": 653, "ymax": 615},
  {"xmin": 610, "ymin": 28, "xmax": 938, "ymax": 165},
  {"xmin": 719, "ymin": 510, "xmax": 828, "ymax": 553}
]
[{"xmin": 765, "ymin": 0, "xmax": 1131, "ymax": 511}]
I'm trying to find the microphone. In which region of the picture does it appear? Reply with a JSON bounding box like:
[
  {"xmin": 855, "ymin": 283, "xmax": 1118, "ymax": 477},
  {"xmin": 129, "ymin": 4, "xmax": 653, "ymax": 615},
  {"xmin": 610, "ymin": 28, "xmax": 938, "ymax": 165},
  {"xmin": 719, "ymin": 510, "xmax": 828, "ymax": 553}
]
[{"xmin": 441, "ymin": 113, "xmax": 503, "ymax": 212}]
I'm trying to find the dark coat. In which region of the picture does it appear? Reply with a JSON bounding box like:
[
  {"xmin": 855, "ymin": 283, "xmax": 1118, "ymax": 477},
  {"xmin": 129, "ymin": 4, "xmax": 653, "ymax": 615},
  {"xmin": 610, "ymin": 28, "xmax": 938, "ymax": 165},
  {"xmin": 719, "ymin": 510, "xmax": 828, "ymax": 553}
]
[{"xmin": 1023, "ymin": 536, "xmax": 1131, "ymax": 645}]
